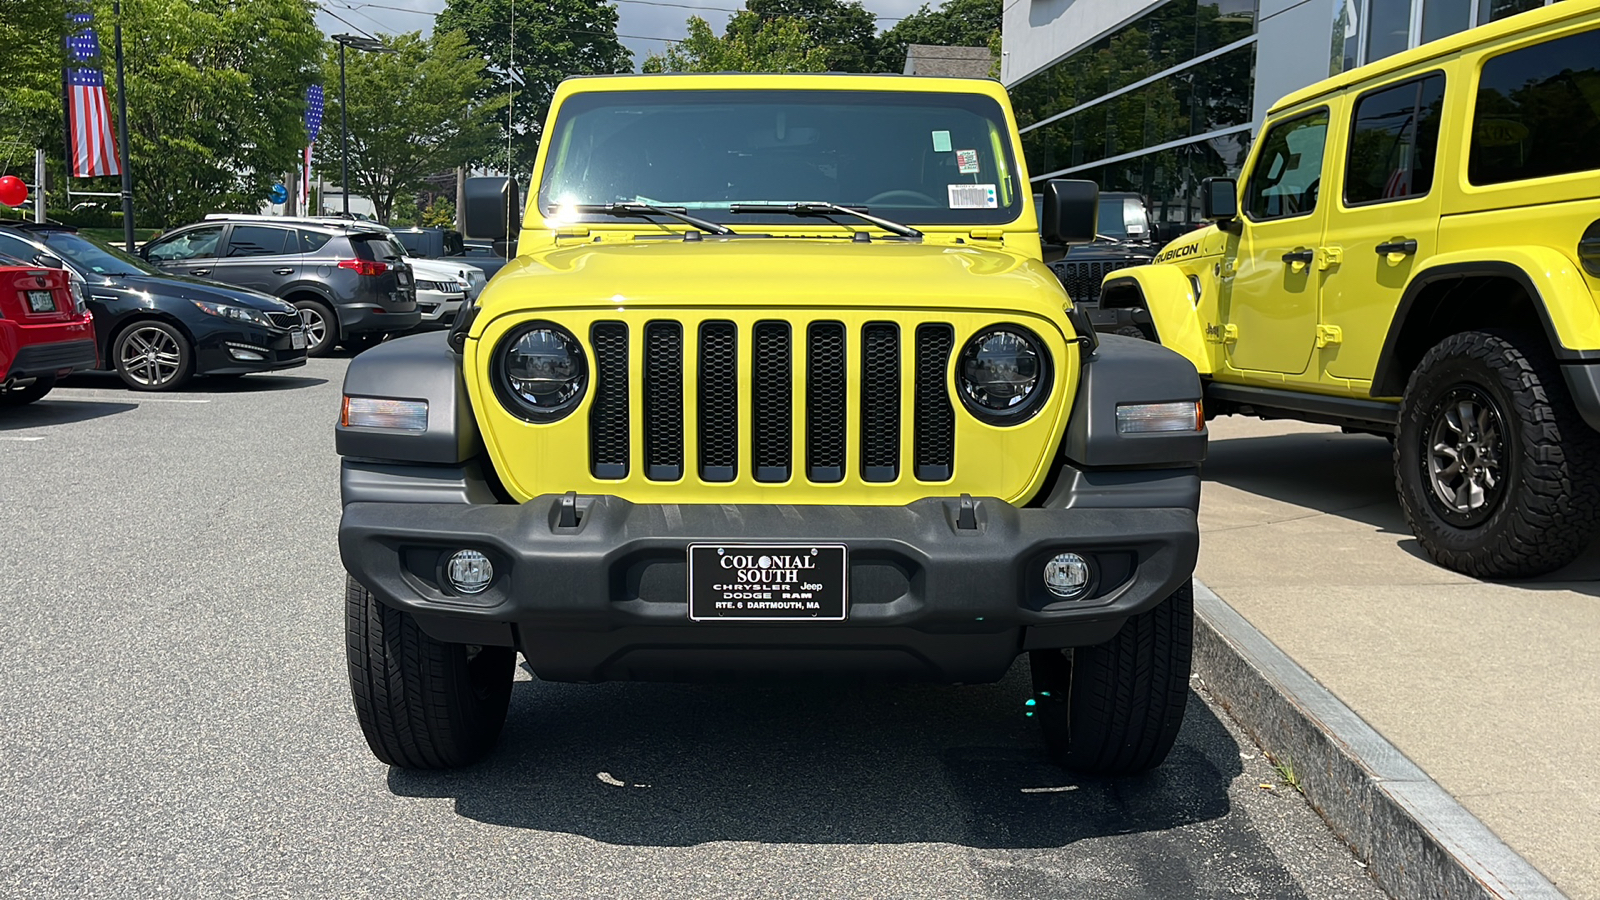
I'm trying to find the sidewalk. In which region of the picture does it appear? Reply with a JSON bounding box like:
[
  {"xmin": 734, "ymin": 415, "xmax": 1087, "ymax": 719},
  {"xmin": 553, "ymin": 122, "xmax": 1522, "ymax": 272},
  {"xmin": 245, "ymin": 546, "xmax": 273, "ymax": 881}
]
[{"xmin": 1197, "ymin": 418, "xmax": 1600, "ymax": 899}]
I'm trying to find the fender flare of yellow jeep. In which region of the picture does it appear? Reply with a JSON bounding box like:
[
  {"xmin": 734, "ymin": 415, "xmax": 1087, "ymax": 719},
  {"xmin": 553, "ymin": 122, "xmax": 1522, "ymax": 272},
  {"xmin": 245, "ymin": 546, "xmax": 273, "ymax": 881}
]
[
  {"xmin": 1370, "ymin": 247, "xmax": 1600, "ymax": 397},
  {"xmin": 1097, "ymin": 266, "xmax": 1212, "ymax": 376}
]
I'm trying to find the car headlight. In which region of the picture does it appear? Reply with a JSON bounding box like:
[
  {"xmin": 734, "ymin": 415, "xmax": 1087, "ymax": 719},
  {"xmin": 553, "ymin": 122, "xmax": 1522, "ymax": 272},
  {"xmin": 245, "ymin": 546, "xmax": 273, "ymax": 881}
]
[
  {"xmin": 493, "ymin": 322, "xmax": 587, "ymax": 422},
  {"xmin": 413, "ymin": 279, "xmax": 443, "ymax": 291},
  {"xmin": 956, "ymin": 326, "xmax": 1052, "ymax": 424},
  {"xmin": 193, "ymin": 300, "xmax": 273, "ymax": 328}
]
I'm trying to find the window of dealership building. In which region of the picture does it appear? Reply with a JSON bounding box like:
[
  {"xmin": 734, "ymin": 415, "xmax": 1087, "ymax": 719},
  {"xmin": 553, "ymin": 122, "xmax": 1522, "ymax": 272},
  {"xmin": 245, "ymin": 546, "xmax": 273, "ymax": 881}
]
[{"xmin": 1003, "ymin": 0, "xmax": 1568, "ymax": 232}]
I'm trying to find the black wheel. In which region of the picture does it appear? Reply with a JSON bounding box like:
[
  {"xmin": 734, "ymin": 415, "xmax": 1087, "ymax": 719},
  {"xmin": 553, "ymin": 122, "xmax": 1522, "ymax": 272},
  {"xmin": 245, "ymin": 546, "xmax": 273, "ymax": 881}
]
[
  {"xmin": 1113, "ymin": 324, "xmax": 1151, "ymax": 340},
  {"xmin": 345, "ymin": 575, "xmax": 515, "ymax": 769},
  {"xmin": 342, "ymin": 332, "xmax": 386, "ymax": 353},
  {"xmin": 1029, "ymin": 583, "xmax": 1193, "ymax": 776},
  {"xmin": 294, "ymin": 299, "xmax": 337, "ymax": 357},
  {"xmin": 113, "ymin": 320, "xmax": 193, "ymax": 391},
  {"xmin": 0, "ymin": 375, "xmax": 56, "ymax": 406},
  {"xmin": 1396, "ymin": 330, "xmax": 1600, "ymax": 578}
]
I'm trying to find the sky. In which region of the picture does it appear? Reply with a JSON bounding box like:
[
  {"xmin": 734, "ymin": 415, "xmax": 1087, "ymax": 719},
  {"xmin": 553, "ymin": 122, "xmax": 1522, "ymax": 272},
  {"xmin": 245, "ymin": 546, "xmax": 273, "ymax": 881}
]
[{"xmin": 313, "ymin": 0, "xmax": 934, "ymax": 68}]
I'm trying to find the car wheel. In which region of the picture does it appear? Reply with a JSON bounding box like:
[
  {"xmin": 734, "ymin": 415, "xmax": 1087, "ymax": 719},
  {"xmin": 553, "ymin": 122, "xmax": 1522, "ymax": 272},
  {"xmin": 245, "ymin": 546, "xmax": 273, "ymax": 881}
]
[
  {"xmin": 1396, "ymin": 330, "xmax": 1600, "ymax": 578},
  {"xmin": 0, "ymin": 375, "xmax": 56, "ymax": 406},
  {"xmin": 345, "ymin": 576, "xmax": 515, "ymax": 769},
  {"xmin": 1029, "ymin": 583, "xmax": 1192, "ymax": 775},
  {"xmin": 113, "ymin": 321, "xmax": 193, "ymax": 392},
  {"xmin": 294, "ymin": 299, "xmax": 337, "ymax": 357}
]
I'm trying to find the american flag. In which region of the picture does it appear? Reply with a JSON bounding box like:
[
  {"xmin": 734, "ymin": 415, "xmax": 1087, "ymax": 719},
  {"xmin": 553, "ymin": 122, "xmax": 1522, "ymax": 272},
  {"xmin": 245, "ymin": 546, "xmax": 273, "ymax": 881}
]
[{"xmin": 65, "ymin": 16, "xmax": 120, "ymax": 178}]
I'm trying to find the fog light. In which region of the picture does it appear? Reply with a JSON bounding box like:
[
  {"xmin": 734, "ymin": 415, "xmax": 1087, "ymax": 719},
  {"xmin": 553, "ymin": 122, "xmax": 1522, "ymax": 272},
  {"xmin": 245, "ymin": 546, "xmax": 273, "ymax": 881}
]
[
  {"xmin": 446, "ymin": 550, "xmax": 494, "ymax": 594},
  {"xmin": 1043, "ymin": 553, "xmax": 1092, "ymax": 599}
]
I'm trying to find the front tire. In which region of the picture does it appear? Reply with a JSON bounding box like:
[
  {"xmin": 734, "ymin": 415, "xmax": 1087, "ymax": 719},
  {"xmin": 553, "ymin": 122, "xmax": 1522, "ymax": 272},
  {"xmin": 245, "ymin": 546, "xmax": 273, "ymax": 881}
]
[
  {"xmin": 1030, "ymin": 583, "xmax": 1193, "ymax": 776},
  {"xmin": 1396, "ymin": 330, "xmax": 1600, "ymax": 578},
  {"xmin": 0, "ymin": 375, "xmax": 56, "ymax": 406},
  {"xmin": 294, "ymin": 299, "xmax": 337, "ymax": 357},
  {"xmin": 113, "ymin": 321, "xmax": 193, "ymax": 391},
  {"xmin": 345, "ymin": 576, "xmax": 515, "ymax": 769}
]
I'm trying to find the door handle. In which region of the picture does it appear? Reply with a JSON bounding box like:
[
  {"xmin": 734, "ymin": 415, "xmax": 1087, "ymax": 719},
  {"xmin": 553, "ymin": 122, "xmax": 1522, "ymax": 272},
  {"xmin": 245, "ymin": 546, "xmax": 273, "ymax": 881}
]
[
  {"xmin": 1281, "ymin": 249, "xmax": 1314, "ymax": 265},
  {"xmin": 272, "ymin": 267, "xmax": 294, "ymax": 275},
  {"xmin": 188, "ymin": 268, "xmax": 210, "ymax": 276},
  {"xmin": 1374, "ymin": 239, "xmax": 1418, "ymax": 256}
]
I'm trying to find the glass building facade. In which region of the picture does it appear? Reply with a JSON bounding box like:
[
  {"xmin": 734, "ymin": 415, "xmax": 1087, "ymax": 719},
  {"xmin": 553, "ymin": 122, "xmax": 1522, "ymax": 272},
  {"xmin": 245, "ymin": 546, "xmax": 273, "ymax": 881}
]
[{"xmin": 1008, "ymin": 0, "xmax": 1570, "ymax": 230}]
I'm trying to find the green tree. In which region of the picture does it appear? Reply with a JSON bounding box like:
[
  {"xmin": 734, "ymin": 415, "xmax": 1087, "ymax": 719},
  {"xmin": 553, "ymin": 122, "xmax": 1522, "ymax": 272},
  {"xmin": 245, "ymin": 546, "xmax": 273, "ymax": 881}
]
[
  {"xmin": 0, "ymin": 0, "xmax": 73, "ymax": 159},
  {"xmin": 422, "ymin": 198, "xmax": 457, "ymax": 228},
  {"xmin": 743, "ymin": 0, "xmax": 877, "ymax": 72},
  {"xmin": 105, "ymin": 0, "xmax": 322, "ymax": 227},
  {"xmin": 642, "ymin": 13, "xmax": 828, "ymax": 73},
  {"xmin": 874, "ymin": 0, "xmax": 999, "ymax": 74},
  {"xmin": 436, "ymin": 0, "xmax": 631, "ymax": 177},
  {"xmin": 320, "ymin": 30, "xmax": 501, "ymax": 224}
]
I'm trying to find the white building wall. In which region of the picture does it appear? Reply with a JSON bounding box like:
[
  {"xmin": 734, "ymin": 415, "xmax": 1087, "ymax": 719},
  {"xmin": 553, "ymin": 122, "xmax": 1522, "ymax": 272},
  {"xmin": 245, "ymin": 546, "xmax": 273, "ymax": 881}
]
[
  {"xmin": 1252, "ymin": 0, "xmax": 1340, "ymax": 125},
  {"xmin": 1001, "ymin": 0, "xmax": 1166, "ymax": 86}
]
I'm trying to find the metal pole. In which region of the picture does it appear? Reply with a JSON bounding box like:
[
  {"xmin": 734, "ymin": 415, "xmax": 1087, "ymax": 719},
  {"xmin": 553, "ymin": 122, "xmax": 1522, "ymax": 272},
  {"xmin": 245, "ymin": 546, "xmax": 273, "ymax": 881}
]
[
  {"xmin": 114, "ymin": 0, "xmax": 134, "ymax": 252},
  {"xmin": 34, "ymin": 150, "xmax": 46, "ymax": 224},
  {"xmin": 340, "ymin": 42, "xmax": 349, "ymax": 216}
]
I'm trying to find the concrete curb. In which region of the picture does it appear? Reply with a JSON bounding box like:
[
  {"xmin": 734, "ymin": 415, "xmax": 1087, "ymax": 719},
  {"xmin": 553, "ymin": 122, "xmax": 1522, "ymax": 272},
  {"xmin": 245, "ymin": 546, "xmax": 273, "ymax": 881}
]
[{"xmin": 1190, "ymin": 580, "xmax": 1567, "ymax": 900}]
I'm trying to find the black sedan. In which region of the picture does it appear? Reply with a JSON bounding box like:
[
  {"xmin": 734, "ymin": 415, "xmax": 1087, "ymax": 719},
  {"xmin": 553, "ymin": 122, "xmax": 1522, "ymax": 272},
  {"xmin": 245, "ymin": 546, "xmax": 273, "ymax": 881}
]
[{"xmin": 0, "ymin": 223, "xmax": 306, "ymax": 391}]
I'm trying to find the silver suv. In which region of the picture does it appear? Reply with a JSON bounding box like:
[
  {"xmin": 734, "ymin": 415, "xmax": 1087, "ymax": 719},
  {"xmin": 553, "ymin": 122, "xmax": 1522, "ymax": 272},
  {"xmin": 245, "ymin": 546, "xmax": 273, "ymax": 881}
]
[{"xmin": 141, "ymin": 216, "xmax": 420, "ymax": 355}]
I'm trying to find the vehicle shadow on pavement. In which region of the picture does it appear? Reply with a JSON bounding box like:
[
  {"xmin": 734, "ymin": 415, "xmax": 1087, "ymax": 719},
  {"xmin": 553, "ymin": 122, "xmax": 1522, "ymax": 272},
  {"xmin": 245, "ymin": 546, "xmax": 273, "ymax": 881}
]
[
  {"xmin": 0, "ymin": 398, "xmax": 136, "ymax": 430},
  {"xmin": 1201, "ymin": 430, "xmax": 1407, "ymax": 535},
  {"xmin": 387, "ymin": 671, "xmax": 1244, "ymax": 849},
  {"xmin": 59, "ymin": 372, "xmax": 328, "ymax": 393}
]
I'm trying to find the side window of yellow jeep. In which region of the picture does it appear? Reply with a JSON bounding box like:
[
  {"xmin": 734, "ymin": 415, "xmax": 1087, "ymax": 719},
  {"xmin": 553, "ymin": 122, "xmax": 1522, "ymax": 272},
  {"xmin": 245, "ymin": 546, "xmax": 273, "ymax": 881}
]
[
  {"xmin": 1243, "ymin": 111, "xmax": 1330, "ymax": 221},
  {"xmin": 1344, "ymin": 74, "xmax": 1446, "ymax": 205},
  {"xmin": 1469, "ymin": 25, "xmax": 1600, "ymax": 185}
]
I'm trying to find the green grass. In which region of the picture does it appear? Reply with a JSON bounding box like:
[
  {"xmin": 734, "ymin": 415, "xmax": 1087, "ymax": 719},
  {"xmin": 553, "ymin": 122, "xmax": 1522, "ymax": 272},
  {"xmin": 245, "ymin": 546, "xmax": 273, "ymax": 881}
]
[{"xmin": 1271, "ymin": 754, "xmax": 1303, "ymax": 793}]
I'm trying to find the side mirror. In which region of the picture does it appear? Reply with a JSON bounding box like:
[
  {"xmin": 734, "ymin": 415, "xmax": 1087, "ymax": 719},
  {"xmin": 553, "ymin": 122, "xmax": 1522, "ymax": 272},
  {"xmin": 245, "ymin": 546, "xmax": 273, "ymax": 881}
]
[
  {"xmin": 462, "ymin": 177, "xmax": 521, "ymax": 242},
  {"xmin": 1041, "ymin": 179, "xmax": 1099, "ymax": 246},
  {"xmin": 1200, "ymin": 177, "xmax": 1238, "ymax": 222},
  {"xmin": 34, "ymin": 254, "xmax": 64, "ymax": 269},
  {"xmin": 443, "ymin": 229, "xmax": 464, "ymax": 256}
]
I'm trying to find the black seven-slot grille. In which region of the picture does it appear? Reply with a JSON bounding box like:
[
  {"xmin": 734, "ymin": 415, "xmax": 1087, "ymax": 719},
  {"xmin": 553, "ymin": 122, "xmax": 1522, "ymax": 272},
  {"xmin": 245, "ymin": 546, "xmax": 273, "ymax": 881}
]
[{"xmin": 587, "ymin": 319, "xmax": 958, "ymax": 484}]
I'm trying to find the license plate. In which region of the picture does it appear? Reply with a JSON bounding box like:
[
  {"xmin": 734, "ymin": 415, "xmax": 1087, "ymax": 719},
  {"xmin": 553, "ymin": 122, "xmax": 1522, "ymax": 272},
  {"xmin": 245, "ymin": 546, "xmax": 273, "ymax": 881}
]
[
  {"xmin": 396, "ymin": 271, "xmax": 410, "ymax": 284},
  {"xmin": 26, "ymin": 290, "xmax": 55, "ymax": 313},
  {"xmin": 290, "ymin": 330, "xmax": 307, "ymax": 350},
  {"xmin": 688, "ymin": 543, "xmax": 848, "ymax": 621}
]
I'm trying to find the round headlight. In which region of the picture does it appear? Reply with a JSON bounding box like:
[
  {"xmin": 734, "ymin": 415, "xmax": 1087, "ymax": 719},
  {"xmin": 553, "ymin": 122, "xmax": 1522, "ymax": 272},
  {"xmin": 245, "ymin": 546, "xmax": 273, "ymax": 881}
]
[
  {"xmin": 494, "ymin": 323, "xmax": 587, "ymax": 421},
  {"xmin": 957, "ymin": 326, "xmax": 1051, "ymax": 423}
]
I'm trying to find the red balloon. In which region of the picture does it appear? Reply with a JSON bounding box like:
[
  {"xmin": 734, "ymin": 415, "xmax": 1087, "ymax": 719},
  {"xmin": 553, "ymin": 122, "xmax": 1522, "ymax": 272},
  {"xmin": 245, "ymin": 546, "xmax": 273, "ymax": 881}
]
[{"xmin": 0, "ymin": 175, "xmax": 25, "ymax": 208}]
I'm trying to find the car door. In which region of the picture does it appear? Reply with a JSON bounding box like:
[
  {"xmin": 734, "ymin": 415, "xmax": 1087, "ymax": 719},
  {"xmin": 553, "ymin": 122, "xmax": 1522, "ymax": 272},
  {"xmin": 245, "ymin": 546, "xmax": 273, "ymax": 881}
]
[
  {"xmin": 210, "ymin": 224, "xmax": 298, "ymax": 295},
  {"xmin": 1220, "ymin": 108, "xmax": 1334, "ymax": 377},
  {"xmin": 1320, "ymin": 72, "xmax": 1447, "ymax": 387},
  {"xmin": 143, "ymin": 224, "xmax": 225, "ymax": 279}
]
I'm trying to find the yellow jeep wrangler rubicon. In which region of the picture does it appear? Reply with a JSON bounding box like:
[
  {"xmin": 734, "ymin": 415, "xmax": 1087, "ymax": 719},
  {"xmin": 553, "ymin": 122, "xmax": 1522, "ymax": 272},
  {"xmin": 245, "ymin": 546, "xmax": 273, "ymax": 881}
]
[
  {"xmin": 334, "ymin": 74, "xmax": 1208, "ymax": 772},
  {"xmin": 1100, "ymin": 2, "xmax": 1600, "ymax": 579}
]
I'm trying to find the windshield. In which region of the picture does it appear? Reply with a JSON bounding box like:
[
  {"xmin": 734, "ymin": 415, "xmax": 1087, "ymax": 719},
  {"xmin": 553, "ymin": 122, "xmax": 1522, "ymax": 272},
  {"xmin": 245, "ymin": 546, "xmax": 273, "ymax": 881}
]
[
  {"xmin": 540, "ymin": 89, "xmax": 1024, "ymax": 227},
  {"xmin": 1098, "ymin": 197, "xmax": 1151, "ymax": 241},
  {"xmin": 43, "ymin": 230, "xmax": 159, "ymax": 276}
]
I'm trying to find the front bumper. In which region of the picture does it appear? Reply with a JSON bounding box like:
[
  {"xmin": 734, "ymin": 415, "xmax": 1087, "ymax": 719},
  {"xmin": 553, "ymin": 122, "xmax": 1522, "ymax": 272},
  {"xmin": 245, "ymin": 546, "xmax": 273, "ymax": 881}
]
[
  {"xmin": 194, "ymin": 326, "xmax": 308, "ymax": 375},
  {"xmin": 414, "ymin": 292, "xmax": 465, "ymax": 328},
  {"xmin": 339, "ymin": 465, "xmax": 1200, "ymax": 683}
]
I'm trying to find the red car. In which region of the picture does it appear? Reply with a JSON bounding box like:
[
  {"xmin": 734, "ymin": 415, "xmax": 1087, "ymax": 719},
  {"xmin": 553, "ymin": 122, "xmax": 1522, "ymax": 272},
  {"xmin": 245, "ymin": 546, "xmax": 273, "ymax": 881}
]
[{"xmin": 0, "ymin": 263, "xmax": 97, "ymax": 406}]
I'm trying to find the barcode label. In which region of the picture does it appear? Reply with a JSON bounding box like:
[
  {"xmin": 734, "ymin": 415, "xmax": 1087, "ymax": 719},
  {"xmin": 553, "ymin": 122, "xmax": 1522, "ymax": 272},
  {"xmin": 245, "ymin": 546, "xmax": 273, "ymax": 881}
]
[{"xmin": 947, "ymin": 184, "xmax": 997, "ymax": 209}]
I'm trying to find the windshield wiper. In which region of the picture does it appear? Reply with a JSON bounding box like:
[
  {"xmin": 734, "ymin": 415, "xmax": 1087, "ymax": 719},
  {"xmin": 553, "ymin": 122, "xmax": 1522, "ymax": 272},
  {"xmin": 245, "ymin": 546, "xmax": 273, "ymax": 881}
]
[
  {"xmin": 728, "ymin": 202, "xmax": 922, "ymax": 239},
  {"xmin": 574, "ymin": 203, "xmax": 736, "ymax": 236}
]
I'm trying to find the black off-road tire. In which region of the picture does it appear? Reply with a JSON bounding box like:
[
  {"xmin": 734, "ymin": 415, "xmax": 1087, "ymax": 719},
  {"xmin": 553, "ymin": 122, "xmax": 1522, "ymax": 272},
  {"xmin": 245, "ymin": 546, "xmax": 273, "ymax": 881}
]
[
  {"xmin": 1396, "ymin": 330, "xmax": 1600, "ymax": 579},
  {"xmin": 1029, "ymin": 583, "xmax": 1193, "ymax": 775},
  {"xmin": 0, "ymin": 375, "xmax": 56, "ymax": 406},
  {"xmin": 345, "ymin": 576, "xmax": 515, "ymax": 769}
]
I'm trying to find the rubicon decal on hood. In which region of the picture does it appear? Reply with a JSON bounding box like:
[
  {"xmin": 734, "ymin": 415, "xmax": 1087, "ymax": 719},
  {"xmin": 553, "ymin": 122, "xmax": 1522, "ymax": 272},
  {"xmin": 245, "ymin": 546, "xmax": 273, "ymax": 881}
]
[{"xmin": 1155, "ymin": 241, "xmax": 1202, "ymax": 264}]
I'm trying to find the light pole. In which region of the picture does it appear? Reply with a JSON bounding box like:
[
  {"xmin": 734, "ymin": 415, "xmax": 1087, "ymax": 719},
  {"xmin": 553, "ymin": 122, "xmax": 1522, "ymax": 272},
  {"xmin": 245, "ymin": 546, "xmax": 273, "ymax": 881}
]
[
  {"xmin": 113, "ymin": 1, "xmax": 134, "ymax": 251},
  {"xmin": 331, "ymin": 34, "xmax": 393, "ymax": 217}
]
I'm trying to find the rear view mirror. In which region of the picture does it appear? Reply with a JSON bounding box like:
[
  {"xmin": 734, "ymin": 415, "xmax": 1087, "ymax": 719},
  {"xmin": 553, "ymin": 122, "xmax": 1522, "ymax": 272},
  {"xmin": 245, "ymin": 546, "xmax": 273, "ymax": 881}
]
[
  {"xmin": 1200, "ymin": 177, "xmax": 1238, "ymax": 221},
  {"xmin": 462, "ymin": 177, "xmax": 521, "ymax": 241},
  {"xmin": 1041, "ymin": 179, "xmax": 1099, "ymax": 247}
]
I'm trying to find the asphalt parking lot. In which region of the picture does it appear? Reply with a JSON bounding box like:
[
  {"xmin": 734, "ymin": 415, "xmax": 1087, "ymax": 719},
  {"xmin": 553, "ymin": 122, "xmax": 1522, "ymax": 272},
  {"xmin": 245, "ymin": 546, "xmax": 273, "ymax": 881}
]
[{"xmin": 0, "ymin": 358, "xmax": 1384, "ymax": 899}]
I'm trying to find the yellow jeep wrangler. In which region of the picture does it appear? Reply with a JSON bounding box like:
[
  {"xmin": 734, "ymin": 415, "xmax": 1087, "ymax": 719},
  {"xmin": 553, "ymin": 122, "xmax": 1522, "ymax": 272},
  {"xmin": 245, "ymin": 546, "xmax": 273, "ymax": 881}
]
[
  {"xmin": 1101, "ymin": 2, "xmax": 1600, "ymax": 579},
  {"xmin": 333, "ymin": 74, "xmax": 1209, "ymax": 772}
]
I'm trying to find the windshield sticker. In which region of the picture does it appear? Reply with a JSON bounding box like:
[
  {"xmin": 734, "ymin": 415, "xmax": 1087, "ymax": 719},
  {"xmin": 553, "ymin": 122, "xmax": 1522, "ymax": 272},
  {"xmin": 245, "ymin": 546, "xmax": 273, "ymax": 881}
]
[
  {"xmin": 954, "ymin": 149, "xmax": 980, "ymax": 174},
  {"xmin": 948, "ymin": 184, "xmax": 997, "ymax": 209},
  {"xmin": 931, "ymin": 130, "xmax": 952, "ymax": 152}
]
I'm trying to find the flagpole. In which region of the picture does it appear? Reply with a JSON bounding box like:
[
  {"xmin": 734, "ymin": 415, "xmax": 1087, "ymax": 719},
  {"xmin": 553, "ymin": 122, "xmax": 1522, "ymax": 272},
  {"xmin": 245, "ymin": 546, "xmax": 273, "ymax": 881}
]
[{"xmin": 113, "ymin": 0, "xmax": 134, "ymax": 252}]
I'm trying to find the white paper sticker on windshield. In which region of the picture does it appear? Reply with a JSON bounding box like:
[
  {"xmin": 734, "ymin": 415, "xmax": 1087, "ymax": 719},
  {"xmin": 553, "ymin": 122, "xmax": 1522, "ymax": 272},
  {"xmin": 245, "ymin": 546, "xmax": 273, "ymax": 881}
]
[
  {"xmin": 948, "ymin": 184, "xmax": 997, "ymax": 209},
  {"xmin": 931, "ymin": 130, "xmax": 952, "ymax": 152},
  {"xmin": 955, "ymin": 149, "xmax": 980, "ymax": 174}
]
